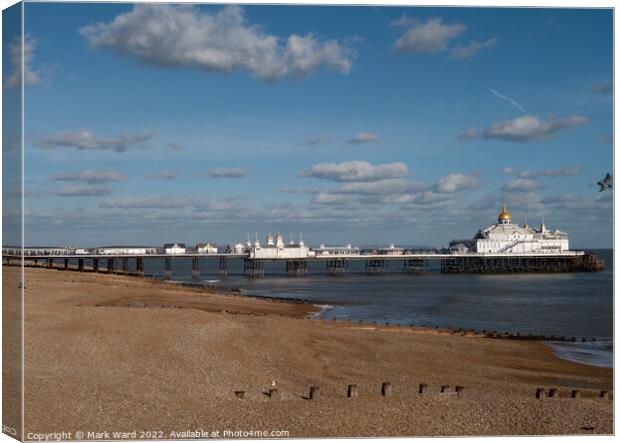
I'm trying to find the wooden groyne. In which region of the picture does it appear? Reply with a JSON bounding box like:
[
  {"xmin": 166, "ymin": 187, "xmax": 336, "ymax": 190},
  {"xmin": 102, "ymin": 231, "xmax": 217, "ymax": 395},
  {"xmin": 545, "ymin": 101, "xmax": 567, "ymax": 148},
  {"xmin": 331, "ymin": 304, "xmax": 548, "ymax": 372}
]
[{"xmin": 440, "ymin": 253, "xmax": 604, "ymax": 274}]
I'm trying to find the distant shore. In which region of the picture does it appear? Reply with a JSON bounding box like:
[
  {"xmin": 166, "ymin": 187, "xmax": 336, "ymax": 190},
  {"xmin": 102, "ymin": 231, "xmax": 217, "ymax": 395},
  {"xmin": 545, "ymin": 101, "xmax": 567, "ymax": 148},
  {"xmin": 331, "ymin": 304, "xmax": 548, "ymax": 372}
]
[{"xmin": 13, "ymin": 266, "xmax": 613, "ymax": 437}]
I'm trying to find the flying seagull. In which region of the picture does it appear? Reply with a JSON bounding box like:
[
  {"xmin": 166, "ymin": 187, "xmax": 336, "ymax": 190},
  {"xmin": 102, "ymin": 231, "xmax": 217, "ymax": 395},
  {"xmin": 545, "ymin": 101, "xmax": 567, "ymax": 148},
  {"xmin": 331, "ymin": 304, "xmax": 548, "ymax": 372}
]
[{"xmin": 597, "ymin": 173, "xmax": 613, "ymax": 192}]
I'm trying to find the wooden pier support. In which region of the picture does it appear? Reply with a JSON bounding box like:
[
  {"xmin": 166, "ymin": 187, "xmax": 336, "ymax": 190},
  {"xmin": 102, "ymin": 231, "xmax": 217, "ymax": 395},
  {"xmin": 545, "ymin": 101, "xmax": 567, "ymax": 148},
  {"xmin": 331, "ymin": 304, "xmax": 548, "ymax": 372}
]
[
  {"xmin": 136, "ymin": 257, "xmax": 144, "ymax": 276},
  {"xmin": 78, "ymin": 259, "xmax": 84, "ymax": 272},
  {"xmin": 366, "ymin": 259, "xmax": 388, "ymax": 275},
  {"xmin": 64, "ymin": 258, "xmax": 69, "ymax": 270},
  {"xmin": 47, "ymin": 258, "xmax": 54, "ymax": 269},
  {"xmin": 347, "ymin": 384, "xmax": 358, "ymax": 398},
  {"xmin": 122, "ymin": 258, "xmax": 129, "ymax": 273},
  {"xmin": 107, "ymin": 258, "xmax": 115, "ymax": 273},
  {"xmin": 326, "ymin": 259, "xmax": 348, "ymax": 275},
  {"xmin": 381, "ymin": 382, "xmax": 392, "ymax": 396},
  {"xmin": 285, "ymin": 260, "xmax": 307, "ymax": 276},
  {"xmin": 164, "ymin": 257, "xmax": 172, "ymax": 279},
  {"xmin": 93, "ymin": 258, "xmax": 99, "ymax": 272},
  {"xmin": 244, "ymin": 259, "xmax": 264, "ymax": 278},
  {"xmin": 404, "ymin": 258, "xmax": 427, "ymax": 273},
  {"xmin": 441, "ymin": 253, "xmax": 605, "ymax": 274},
  {"xmin": 191, "ymin": 257, "xmax": 200, "ymax": 278},
  {"xmin": 308, "ymin": 386, "xmax": 320, "ymax": 400},
  {"xmin": 219, "ymin": 257, "xmax": 228, "ymax": 277}
]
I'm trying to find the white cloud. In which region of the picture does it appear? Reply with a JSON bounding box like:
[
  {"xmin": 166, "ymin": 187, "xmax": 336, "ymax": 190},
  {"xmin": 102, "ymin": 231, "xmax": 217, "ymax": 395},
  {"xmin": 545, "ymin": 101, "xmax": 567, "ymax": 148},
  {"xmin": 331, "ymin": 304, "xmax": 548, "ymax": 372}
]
[
  {"xmin": 38, "ymin": 129, "xmax": 155, "ymax": 152},
  {"xmin": 53, "ymin": 170, "xmax": 126, "ymax": 184},
  {"xmin": 394, "ymin": 17, "xmax": 465, "ymax": 54},
  {"xmin": 501, "ymin": 178, "xmax": 543, "ymax": 192},
  {"xmin": 301, "ymin": 160, "xmax": 408, "ymax": 182},
  {"xmin": 56, "ymin": 186, "xmax": 112, "ymax": 197},
  {"xmin": 145, "ymin": 170, "xmax": 177, "ymax": 180},
  {"xmin": 5, "ymin": 34, "xmax": 40, "ymax": 88},
  {"xmin": 331, "ymin": 178, "xmax": 426, "ymax": 195},
  {"xmin": 449, "ymin": 38, "xmax": 496, "ymax": 59},
  {"xmin": 432, "ymin": 173, "xmax": 479, "ymax": 193},
  {"xmin": 348, "ymin": 132, "xmax": 380, "ymax": 144},
  {"xmin": 80, "ymin": 5, "xmax": 354, "ymax": 81},
  {"xmin": 458, "ymin": 115, "xmax": 588, "ymax": 143},
  {"xmin": 517, "ymin": 166, "xmax": 581, "ymax": 179},
  {"xmin": 99, "ymin": 196, "xmax": 194, "ymax": 209},
  {"xmin": 207, "ymin": 167, "xmax": 247, "ymax": 178}
]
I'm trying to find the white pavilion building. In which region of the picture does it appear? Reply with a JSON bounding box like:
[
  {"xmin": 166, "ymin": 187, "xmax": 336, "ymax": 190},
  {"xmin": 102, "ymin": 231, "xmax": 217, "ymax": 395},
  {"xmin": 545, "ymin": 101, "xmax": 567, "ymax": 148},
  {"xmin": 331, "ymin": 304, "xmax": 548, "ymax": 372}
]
[{"xmin": 472, "ymin": 205, "xmax": 570, "ymax": 254}]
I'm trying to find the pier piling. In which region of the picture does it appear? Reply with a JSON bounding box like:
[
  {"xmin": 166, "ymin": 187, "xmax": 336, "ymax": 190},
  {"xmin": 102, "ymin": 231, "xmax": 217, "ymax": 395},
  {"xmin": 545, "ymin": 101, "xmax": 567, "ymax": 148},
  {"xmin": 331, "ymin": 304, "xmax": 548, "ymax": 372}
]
[
  {"xmin": 64, "ymin": 258, "xmax": 69, "ymax": 270},
  {"xmin": 93, "ymin": 258, "xmax": 99, "ymax": 272},
  {"xmin": 136, "ymin": 257, "xmax": 144, "ymax": 276},
  {"xmin": 548, "ymin": 388, "xmax": 559, "ymax": 398},
  {"xmin": 571, "ymin": 389, "xmax": 581, "ymax": 399},
  {"xmin": 219, "ymin": 257, "xmax": 228, "ymax": 277},
  {"xmin": 366, "ymin": 259, "xmax": 388, "ymax": 275},
  {"xmin": 47, "ymin": 258, "xmax": 53, "ymax": 269},
  {"xmin": 419, "ymin": 383, "xmax": 428, "ymax": 394},
  {"xmin": 107, "ymin": 258, "xmax": 114, "ymax": 273},
  {"xmin": 244, "ymin": 259, "xmax": 264, "ymax": 278},
  {"xmin": 164, "ymin": 257, "xmax": 172, "ymax": 279},
  {"xmin": 536, "ymin": 388, "xmax": 546, "ymax": 399},
  {"xmin": 455, "ymin": 386, "xmax": 464, "ymax": 398},
  {"xmin": 347, "ymin": 384, "xmax": 358, "ymax": 398},
  {"xmin": 122, "ymin": 258, "xmax": 129, "ymax": 273},
  {"xmin": 78, "ymin": 259, "xmax": 84, "ymax": 272},
  {"xmin": 326, "ymin": 259, "xmax": 348, "ymax": 275},
  {"xmin": 191, "ymin": 257, "xmax": 200, "ymax": 278},
  {"xmin": 440, "ymin": 385, "xmax": 450, "ymax": 393},
  {"xmin": 285, "ymin": 260, "xmax": 308, "ymax": 276}
]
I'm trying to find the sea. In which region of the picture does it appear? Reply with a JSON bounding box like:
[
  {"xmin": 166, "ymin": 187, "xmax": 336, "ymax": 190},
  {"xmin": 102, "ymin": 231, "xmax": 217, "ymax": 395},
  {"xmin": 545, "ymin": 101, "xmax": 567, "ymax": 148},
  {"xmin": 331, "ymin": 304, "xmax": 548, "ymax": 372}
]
[{"xmin": 143, "ymin": 249, "xmax": 613, "ymax": 368}]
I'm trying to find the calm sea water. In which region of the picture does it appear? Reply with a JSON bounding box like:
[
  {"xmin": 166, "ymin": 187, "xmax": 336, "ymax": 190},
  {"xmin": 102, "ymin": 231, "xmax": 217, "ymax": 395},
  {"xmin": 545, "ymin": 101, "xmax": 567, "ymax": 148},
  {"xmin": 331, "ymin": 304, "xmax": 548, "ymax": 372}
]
[{"xmin": 144, "ymin": 249, "xmax": 613, "ymax": 367}]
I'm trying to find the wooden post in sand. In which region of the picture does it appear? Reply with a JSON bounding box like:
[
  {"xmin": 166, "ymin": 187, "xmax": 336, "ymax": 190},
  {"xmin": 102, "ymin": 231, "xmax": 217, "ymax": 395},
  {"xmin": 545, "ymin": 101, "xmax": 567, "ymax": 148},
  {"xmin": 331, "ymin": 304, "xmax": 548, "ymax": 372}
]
[
  {"xmin": 455, "ymin": 386, "xmax": 464, "ymax": 398},
  {"xmin": 440, "ymin": 385, "xmax": 450, "ymax": 393},
  {"xmin": 309, "ymin": 386, "xmax": 320, "ymax": 400},
  {"xmin": 347, "ymin": 384, "xmax": 358, "ymax": 398},
  {"xmin": 381, "ymin": 382, "xmax": 392, "ymax": 396},
  {"xmin": 600, "ymin": 390, "xmax": 610, "ymax": 399},
  {"xmin": 571, "ymin": 390, "xmax": 581, "ymax": 399},
  {"xmin": 419, "ymin": 383, "xmax": 428, "ymax": 394},
  {"xmin": 548, "ymin": 388, "xmax": 559, "ymax": 398},
  {"xmin": 536, "ymin": 388, "xmax": 546, "ymax": 399},
  {"xmin": 234, "ymin": 391, "xmax": 245, "ymax": 399},
  {"xmin": 268, "ymin": 389, "xmax": 280, "ymax": 400}
]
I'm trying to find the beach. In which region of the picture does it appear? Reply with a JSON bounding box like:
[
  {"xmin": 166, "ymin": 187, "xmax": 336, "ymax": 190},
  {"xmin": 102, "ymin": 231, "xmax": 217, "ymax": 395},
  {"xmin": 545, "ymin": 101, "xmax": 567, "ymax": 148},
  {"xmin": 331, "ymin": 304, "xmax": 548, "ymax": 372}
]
[{"xmin": 11, "ymin": 266, "xmax": 613, "ymax": 437}]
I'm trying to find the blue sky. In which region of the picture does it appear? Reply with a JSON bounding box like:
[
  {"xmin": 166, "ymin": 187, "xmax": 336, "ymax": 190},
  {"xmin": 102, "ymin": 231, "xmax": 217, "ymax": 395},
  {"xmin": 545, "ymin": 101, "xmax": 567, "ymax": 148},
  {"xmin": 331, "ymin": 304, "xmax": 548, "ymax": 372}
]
[{"xmin": 4, "ymin": 3, "xmax": 613, "ymax": 247}]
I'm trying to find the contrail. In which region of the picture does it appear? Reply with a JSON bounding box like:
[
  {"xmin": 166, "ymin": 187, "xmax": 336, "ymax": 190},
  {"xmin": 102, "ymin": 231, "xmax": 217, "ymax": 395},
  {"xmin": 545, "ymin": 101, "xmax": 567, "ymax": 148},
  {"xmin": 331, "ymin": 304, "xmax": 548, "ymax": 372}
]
[{"xmin": 488, "ymin": 88, "xmax": 525, "ymax": 113}]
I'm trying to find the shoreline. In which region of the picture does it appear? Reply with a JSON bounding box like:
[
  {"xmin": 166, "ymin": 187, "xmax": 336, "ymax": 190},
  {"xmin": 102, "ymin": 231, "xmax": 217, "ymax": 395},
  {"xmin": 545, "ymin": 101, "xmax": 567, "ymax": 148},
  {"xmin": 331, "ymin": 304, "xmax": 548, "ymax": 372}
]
[{"xmin": 9, "ymin": 266, "xmax": 614, "ymax": 436}]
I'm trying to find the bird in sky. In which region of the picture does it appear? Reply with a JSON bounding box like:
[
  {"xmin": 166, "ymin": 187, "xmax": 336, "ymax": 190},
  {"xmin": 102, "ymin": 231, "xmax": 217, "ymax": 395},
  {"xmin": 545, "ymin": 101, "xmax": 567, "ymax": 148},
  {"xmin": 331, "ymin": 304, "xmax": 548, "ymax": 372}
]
[{"xmin": 597, "ymin": 173, "xmax": 613, "ymax": 192}]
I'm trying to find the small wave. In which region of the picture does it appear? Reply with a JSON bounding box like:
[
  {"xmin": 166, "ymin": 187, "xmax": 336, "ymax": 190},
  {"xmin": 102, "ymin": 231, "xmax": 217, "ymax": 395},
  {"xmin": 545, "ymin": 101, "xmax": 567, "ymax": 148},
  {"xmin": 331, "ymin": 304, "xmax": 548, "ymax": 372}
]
[
  {"xmin": 545, "ymin": 339, "xmax": 613, "ymax": 368},
  {"xmin": 308, "ymin": 304, "xmax": 334, "ymax": 319}
]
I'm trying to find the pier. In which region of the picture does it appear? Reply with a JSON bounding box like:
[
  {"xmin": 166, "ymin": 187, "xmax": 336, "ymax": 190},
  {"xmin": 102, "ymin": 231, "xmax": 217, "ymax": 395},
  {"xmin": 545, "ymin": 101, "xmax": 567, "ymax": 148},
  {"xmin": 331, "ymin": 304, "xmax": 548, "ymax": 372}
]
[{"xmin": 3, "ymin": 250, "xmax": 604, "ymax": 278}]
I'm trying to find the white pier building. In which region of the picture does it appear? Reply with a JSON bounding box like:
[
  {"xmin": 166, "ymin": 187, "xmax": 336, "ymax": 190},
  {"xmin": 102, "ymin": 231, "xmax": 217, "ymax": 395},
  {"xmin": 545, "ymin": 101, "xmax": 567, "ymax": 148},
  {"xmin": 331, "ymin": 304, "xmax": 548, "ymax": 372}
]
[
  {"xmin": 471, "ymin": 205, "xmax": 569, "ymax": 254},
  {"xmin": 248, "ymin": 233, "xmax": 313, "ymax": 259}
]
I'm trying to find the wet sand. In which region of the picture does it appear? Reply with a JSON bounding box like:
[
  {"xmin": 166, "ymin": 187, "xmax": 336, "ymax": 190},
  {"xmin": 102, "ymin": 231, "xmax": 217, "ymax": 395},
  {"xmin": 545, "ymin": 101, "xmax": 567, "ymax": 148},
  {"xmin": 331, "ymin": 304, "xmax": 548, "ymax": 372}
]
[{"xmin": 10, "ymin": 266, "xmax": 613, "ymax": 438}]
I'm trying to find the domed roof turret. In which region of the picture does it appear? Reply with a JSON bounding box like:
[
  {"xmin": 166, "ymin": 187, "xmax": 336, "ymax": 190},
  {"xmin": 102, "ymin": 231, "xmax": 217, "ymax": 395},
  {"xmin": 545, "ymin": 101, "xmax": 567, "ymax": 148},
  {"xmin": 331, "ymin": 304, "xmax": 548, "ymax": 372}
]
[{"xmin": 498, "ymin": 204, "xmax": 512, "ymax": 224}]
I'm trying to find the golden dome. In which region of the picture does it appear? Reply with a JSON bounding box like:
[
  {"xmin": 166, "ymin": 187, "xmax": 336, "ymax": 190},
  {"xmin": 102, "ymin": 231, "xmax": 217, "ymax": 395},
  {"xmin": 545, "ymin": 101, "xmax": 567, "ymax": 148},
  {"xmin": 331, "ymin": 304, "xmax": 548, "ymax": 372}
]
[{"xmin": 498, "ymin": 204, "xmax": 511, "ymax": 221}]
